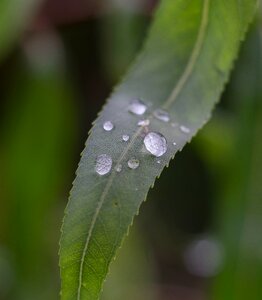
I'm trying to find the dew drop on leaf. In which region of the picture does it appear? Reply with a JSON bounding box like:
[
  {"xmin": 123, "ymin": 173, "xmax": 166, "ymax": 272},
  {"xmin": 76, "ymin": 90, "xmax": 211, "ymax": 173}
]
[
  {"xmin": 137, "ymin": 119, "xmax": 150, "ymax": 126},
  {"xmin": 171, "ymin": 122, "xmax": 179, "ymax": 128},
  {"xmin": 115, "ymin": 164, "xmax": 122, "ymax": 172},
  {"xmin": 128, "ymin": 99, "xmax": 147, "ymax": 115},
  {"xmin": 180, "ymin": 125, "xmax": 191, "ymax": 134},
  {"xmin": 128, "ymin": 158, "xmax": 140, "ymax": 169},
  {"xmin": 122, "ymin": 135, "xmax": 130, "ymax": 142},
  {"xmin": 103, "ymin": 121, "xmax": 114, "ymax": 131},
  {"xmin": 154, "ymin": 109, "xmax": 170, "ymax": 122},
  {"xmin": 95, "ymin": 154, "xmax": 112, "ymax": 175},
  {"xmin": 143, "ymin": 132, "xmax": 167, "ymax": 157}
]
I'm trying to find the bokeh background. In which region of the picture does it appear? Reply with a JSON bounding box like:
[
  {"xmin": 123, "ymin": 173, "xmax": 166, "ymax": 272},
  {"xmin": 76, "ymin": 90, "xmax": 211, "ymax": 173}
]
[{"xmin": 0, "ymin": 0, "xmax": 262, "ymax": 299}]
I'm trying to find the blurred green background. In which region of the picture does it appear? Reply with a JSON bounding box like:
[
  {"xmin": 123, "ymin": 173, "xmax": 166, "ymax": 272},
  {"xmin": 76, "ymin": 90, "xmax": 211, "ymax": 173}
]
[{"xmin": 0, "ymin": 1, "xmax": 262, "ymax": 299}]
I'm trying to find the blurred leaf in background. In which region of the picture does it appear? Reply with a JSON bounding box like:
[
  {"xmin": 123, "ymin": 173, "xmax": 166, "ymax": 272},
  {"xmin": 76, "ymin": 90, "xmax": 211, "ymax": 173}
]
[
  {"xmin": 0, "ymin": 0, "xmax": 43, "ymax": 61},
  {"xmin": 211, "ymin": 24, "xmax": 262, "ymax": 300},
  {"xmin": 0, "ymin": 31, "xmax": 77, "ymax": 299}
]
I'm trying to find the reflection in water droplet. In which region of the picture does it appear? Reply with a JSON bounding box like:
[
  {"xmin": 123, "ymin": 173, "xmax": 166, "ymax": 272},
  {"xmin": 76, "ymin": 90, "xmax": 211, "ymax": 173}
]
[
  {"xmin": 122, "ymin": 135, "xmax": 130, "ymax": 142},
  {"xmin": 103, "ymin": 121, "xmax": 114, "ymax": 131},
  {"xmin": 115, "ymin": 164, "xmax": 122, "ymax": 172},
  {"xmin": 180, "ymin": 125, "xmax": 191, "ymax": 134},
  {"xmin": 137, "ymin": 119, "xmax": 150, "ymax": 126},
  {"xmin": 154, "ymin": 109, "xmax": 170, "ymax": 122},
  {"xmin": 128, "ymin": 99, "xmax": 147, "ymax": 115},
  {"xmin": 95, "ymin": 154, "xmax": 112, "ymax": 175},
  {"xmin": 128, "ymin": 158, "xmax": 140, "ymax": 169},
  {"xmin": 143, "ymin": 132, "xmax": 167, "ymax": 157}
]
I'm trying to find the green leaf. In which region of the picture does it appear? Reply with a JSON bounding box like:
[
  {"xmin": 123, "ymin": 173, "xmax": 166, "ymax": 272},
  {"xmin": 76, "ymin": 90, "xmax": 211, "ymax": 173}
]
[
  {"xmin": 59, "ymin": 0, "xmax": 257, "ymax": 299},
  {"xmin": 0, "ymin": 0, "xmax": 42, "ymax": 61}
]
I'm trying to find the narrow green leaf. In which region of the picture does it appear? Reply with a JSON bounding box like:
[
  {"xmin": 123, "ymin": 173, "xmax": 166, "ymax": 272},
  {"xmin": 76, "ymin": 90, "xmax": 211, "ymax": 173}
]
[{"xmin": 59, "ymin": 0, "xmax": 257, "ymax": 299}]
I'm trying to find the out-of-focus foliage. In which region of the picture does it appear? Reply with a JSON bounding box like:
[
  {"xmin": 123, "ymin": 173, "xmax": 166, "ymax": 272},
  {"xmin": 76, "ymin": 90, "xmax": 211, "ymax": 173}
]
[
  {"xmin": 0, "ymin": 0, "xmax": 42, "ymax": 61},
  {"xmin": 0, "ymin": 33, "xmax": 76, "ymax": 299}
]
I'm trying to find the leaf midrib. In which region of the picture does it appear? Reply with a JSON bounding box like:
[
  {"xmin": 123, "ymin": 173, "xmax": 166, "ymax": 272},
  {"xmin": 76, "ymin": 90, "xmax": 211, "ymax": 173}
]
[{"xmin": 76, "ymin": 0, "xmax": 210, "ymax": 298}]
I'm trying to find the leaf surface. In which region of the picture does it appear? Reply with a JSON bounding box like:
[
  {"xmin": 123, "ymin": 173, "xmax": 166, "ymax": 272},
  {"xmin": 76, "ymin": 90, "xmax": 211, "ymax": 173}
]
[{"xmin": 59, "ymin": 0, "xmax": 257, "ymax": 299}]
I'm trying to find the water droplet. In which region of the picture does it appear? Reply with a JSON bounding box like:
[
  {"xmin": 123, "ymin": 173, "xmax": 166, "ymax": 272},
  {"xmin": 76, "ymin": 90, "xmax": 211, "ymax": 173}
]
[
  {"xmin": 171, "ymin": 122, "xmax": 178, "ymax": 128},
  {"xmin": 173, "ymin": 142, "xmax": 177, "ymax": 146},
  {"xmin": 154, "ymin": 109, "xmax": 170, "ymax": 122},
  {"xmin": 137, "ymin": 119, "xmax": 150, "ymax": 126},
  {"xmin": 95, "ymin": 154, "xmax": 112, "ymax": 175},
  {"xmin": 180, "ymin": 125, "xmax": 191, "ymax": 134},
  {"xmin": 103, "ymin": 121, "xmax": 114, "ymax": 131},
  {"xmin": 143, "ymin": 132, "xmax": 167, "ymax": 157},
  {"xmin": 128, "ymin": 99, "xmax": 147, "ymax": 115},
  {"xmin": 157, "ymin": 160, "xmax": 161, "ymax": 164},
  {"xmin": 115, "ymin": 164, "xmax": 122, "ymax": 172},
  {"xmin": 122, "ymin": 135, "xmax": 129, "ymax": 142},
  {"xmin": 128, "ymin": 158, "xmax": 140, "ymax": 169}
]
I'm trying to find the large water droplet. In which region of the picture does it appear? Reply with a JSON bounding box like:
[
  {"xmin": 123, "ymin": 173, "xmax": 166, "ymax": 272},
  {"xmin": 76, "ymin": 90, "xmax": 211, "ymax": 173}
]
[
  {"xmin": 122, "ymin": 135, "xmax": 130, "ymax": 142},
  {"xmin": 137, "ymin": 119, "xmax": 150, "ymax": 126},
  {"xmin": 128, "ymin": 99, "xmax": 147, "ymax": 115},
  {"xmin": 154, "ymin": 109, "xmax": 170, "ymax": 122},
  {"xmin": 180, "ymin": 125, "xmax": 191, "ymax": 134},
  {"xmin": 128, "ymin": 158, "xmax": 140, "ymax": 169},
  {"xmin": 103, "ymin": 121, "xmax": 114, "ymax": 131},
  {"xmin": 95, "ymin": 154, "xmax": 112, "ymax": 175},
  {"xmin": 143, "ymin": 132, "xmax": 167, "ymax": 157}
]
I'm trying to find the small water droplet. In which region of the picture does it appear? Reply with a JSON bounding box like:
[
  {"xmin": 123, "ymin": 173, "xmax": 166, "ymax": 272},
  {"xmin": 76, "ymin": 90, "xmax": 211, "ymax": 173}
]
[
  {"xmin": 122, "ymin": 135, "xmax": 130, "ymax": 142},
  {"xmin": 173, "ymin": 142, "xmax": 177, "ymax": 146},
  {"xmin": 154, "ymin": 109, "xmax": 170, "ymax": 122},
  {"xmin": 128, "ymin": 99, "xmax": 147, "ymax": 115},
  {"xmin": 115, "ymin": 164, "xmax": 122, "ymax": 172},
  {"xmin": 137, "ymin": 119, "xmax": 150, "ymax": 126},
  {"xmin": 180, "ymin": 125, "xmax": 191, "ymax": 134},
  {"xmin": 95, "ymin": 154, "xmax": 112, "ymax": 175},
  {"xmin": 171, "ymin": 122, "xmax": 179, "ymax": 128},
  {"xmin": 128, "ymin": 158, "xmax": 140, "ymax": 169},
  {"xmin": 143, "ymin": 132, "xmax": 167, "ymax": 157},
  {"xmin": 157, "ymin": 160, "xmax": 161, "ymax": 164},
  {"xmin": 103, "ymin": 121, "xmax": 114, "ymax": 131}
]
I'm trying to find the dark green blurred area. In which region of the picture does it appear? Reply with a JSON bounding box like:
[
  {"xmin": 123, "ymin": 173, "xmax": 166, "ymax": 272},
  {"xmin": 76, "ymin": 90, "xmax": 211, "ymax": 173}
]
[{"xmin": 0, "ymin": 1, "xmax": 262, "ymax": 299}]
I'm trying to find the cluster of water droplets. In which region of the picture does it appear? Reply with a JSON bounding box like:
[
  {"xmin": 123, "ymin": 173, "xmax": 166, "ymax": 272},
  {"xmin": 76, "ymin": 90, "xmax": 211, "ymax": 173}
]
[{"xmin": 95, "ymin": 98, "xmax": 191, "ymax": 175}]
